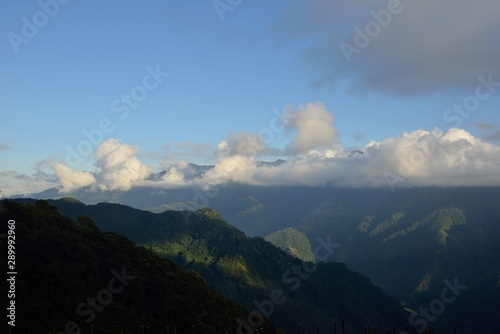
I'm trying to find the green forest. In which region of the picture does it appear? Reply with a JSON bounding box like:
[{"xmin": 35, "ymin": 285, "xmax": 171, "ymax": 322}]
[
  {"xmin": 0, "ymin": 200, "xmax": 276, "ymax": 333},
  {"xmin": 12, "ymin": 197, "xmax": 413, "ymax": 333}
]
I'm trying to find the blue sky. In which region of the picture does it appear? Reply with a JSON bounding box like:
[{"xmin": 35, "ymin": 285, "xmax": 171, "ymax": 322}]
[{"xmin": 1, "ymin": 0, "xmax": 500, "ymax": 196}]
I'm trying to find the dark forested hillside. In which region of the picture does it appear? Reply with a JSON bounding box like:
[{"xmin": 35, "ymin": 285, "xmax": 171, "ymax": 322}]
[
  {"xmin": 29, "ymin": 198, "xmax": 411, "ymax": 333},
  {"xmin": 225, "ymin": 186, "xmax": 500, "ymax": 333},
  {"xmin": 0, "ymin": 200, "xmax": 276, "ymax": 333},
  {"xmin": 13, "ymin": 185, "xmax": 500, "ymax": 333}
]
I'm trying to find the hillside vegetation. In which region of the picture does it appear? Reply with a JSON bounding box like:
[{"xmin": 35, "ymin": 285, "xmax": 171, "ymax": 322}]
[
  {"xmin": 18, "ymin": 185, "xmax": 500, "ymax": 332},
  {"xmin": 264, "ymin": 228, "xmax": 315, "ymax": 262},
  {"xmin": 0, "ymin": 200, "xmax": 276, "ymax": 333},
  {"xmin": 32, "ymin": 198, "xmax": 411, "ymax": 334}
]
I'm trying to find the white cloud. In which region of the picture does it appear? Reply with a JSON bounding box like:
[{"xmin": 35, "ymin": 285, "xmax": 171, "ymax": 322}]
[
  {"xmin": 49, "ymin": 138, "xmax": 154, "ymax": 193},
  {"xmin": 413, "ymin": 128, "xmax": 500, "ymax": 186},
  {"xmin": 161, "ymin": 166, "xmax": 186, "ymax": 186},
  {"xmin": 94, "ymin": 138, "xmax": 154, "ymax": 191},
  {"xmin": 215, "ymin": 132, "xmax": 274, "ymax": 158},
  {"xmin": 201, "ymin": 155, "xmax": 257, "ymax": 185},
  {"xmin": 196, "ymin": 127, "xmax": 500, "ymax": 189},
  {"xmin": 284, "ymin": 102, "xmax": 338, "ymax": 154},
  {"xmin": 53, "ymin": 163, "xmax": 96, "ymax": 193},
  {"xmin": 0, "ymin": 169, "xmax": 57, "ymax": 197},
  {"xmin": 28, "ymin": 113, "xmax": 500, "ymax": 195}
]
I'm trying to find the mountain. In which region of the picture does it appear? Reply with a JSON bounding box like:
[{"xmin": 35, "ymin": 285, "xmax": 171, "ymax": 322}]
[
  {"xmin": 20, "ymin": 197, "xmax": 412, "ymax": 333},
  {"xmin": 264, "ymin": 228, "xmax": 315, "ymax": 262},
  {"xmin": 16, "ymin": 185, "xmax": 500, "ymax": 332},
  {"xmin": 0, "ymin": 199, "xmax": 277, "ymax": 334},
  {"xmin": 188, "ymin": 185, "xmax": 500, "ymax": 333}
]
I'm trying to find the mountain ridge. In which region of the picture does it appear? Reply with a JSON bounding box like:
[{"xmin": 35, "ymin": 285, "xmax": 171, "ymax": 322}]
[
  {"xmin": 10, "ymin": 185, "xmax": 500, "ymax": 332},
  {"xmin": 1, "ymin": 199, "xmax": 276, "ymax": 333},
  {"xmin": 13, "ymin": 197, "xmax": 412, "ymax": 333}
]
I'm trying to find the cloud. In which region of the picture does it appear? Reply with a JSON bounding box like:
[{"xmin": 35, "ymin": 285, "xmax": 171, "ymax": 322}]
[
  {"xmin": 350, "ymin": 129, "xmax": 367, "ymax": 143},
  {"xmin": 271, "ymin": 0, "xmax": 500, "ymax": 96},
  {"xmin": 284, "ymin": 102, "xmax": 338, "ymax": 154},
  {"xmin": 94, "ymin": 138, "xmax": 154, "ymax": 191},
  {"xmin": 183, "ymin": 102, "xmax": 339, "ymax": 186},
  {"xmin": 0, "ymin": 143, "xmax": 10, "ymax": 150},
  {"xmin": 33, "ymin": 159, "xmax": 58, "ymax": 184},
  {"xmin": 0, "ymin": 170, "xmax": 31, "ymax": 180},
  {"xmin": 252, "ymin": 128, "xmax": 500, "ymax": 188},
  {"xmin": 486, "ymin": 131, "xmax": 500, "ymax": 142},
  {"xmin": 32, "ymin": 118, "xmax": 500, "ymax": 194},
  {"xmin": 472, "ymin": 123, "xmax": 500, "ymax": 142},
  {"xmin": 410, "ymin": 128, "xmax": 500, "ymax": 186},
  {"xmin": 473, "ymin": 123, "xmax": 495, "ymax": 131},
  {"xmin": 200, "ymin": 155, "xmax": 257, "ymax": 185},
  {"xmin": 49, "ymin": 138, "xmax": 155, "ymax": 193},
  {"xmin": 215, "ymin": 132, "xmax": 275, "ymax": 158},
  {"xmin": 160, "ymin": 165, "xmax": 188, "ymax": 186},
  {"xmin": 182, "ymin": 127, "xmax": 500, "ymax": 189},
  {"xmin": 0, "ymin": 166, "xmax": 58, "ymax": 197},
  {"xmin": 53, "ymin": 163, "xmax": 96, "ymax": 193}
]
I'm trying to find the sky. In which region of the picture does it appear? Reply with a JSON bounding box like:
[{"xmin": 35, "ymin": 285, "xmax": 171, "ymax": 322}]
[{"xmin": 1, "ymin": 0, "xmax": 500, "ymax": 197}]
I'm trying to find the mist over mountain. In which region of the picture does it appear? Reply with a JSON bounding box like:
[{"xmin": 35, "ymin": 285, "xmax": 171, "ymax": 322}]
[
  {"xmin": 6, "ymin": 125, "xmax": 500, "ymax": 198},
  {"xmin": 146, "ymin": 164, "xmax": 215, "ymax": 182}
]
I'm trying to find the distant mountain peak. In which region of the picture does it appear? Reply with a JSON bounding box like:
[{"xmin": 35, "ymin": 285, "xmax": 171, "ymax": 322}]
[
  {"xmin": 256, "ymin": 159, "xmax": 287, "ymax": 167},
  {"xmin": 194, "ymin": 207, "xmax": 223, "ymax": 220}
]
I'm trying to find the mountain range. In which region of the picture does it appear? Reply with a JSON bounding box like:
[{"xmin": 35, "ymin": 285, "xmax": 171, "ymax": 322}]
[
  {"xmin": 12, "ymin": 184, "xmax": 500, "ymax": 333},
  {"xmin": 14, "ymin": 197, "xmax": 412, "ymax": 333},
  {"xmin": 1, "ymin": 199, "xmax": 275, "ymax": 333}
]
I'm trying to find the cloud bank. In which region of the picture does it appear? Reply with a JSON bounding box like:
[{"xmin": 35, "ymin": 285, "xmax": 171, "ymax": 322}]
[
  {"xmin": 271, "ymin": 0, "xmax": 500, "ymax": 95},
  {"xmin": 2, "ymin": 103, "xmax": 500, "ymax": 197},
  {"xmin": 47, "ymin": 103, "xmax": 500, "ymax": 193}
]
